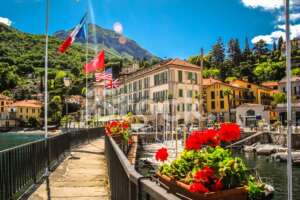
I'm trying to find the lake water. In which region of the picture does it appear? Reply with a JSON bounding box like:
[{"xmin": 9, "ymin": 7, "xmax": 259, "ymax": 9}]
[
  {"xmin": 0, "ymin": 132, "xmax": 43, "ymax": 151},
  {"xmin": 138, "ymin": 142, "xmax": 300, "ymax": 200}
]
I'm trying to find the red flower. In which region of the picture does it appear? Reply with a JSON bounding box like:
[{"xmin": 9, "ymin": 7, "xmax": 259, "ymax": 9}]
[
  {"xmin": 155, "ymin": 147, "xmax": 168, "ymax": 161},
  {"xmin": 218, "ymin": 123, "xmax": 240, "ymax": 142},
  {"xmin": 194, "ymin": 166, "xmax": 215, "ymax": 183},
  {"xmin": 122, "ymin": 121, "xmax": 130, "ymax": 129},
  {"xmin": 189, "ymin": 182, "xmax": 209, "ymax": 193},
  {"xmin": 128, "ymin": 138, "xmax": 133, "ymax": 145},
  {"xmin": 212, "ymin": 178, "xmax": 223, "ymax": 191}
]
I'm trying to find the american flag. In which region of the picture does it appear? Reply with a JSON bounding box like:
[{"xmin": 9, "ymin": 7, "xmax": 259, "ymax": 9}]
[
  {"xmin": 95, "ymin": 68, "xmax": 112, "ymax": 82},
  {"xmin": 105, "ymin": 79, "xmax": 121, "ymax": 89}
]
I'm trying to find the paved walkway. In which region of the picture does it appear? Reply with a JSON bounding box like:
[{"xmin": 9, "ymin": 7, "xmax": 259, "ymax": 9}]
[{"xmin": 29, "ymin": 137, "xmax": 110, "ymax": 200}]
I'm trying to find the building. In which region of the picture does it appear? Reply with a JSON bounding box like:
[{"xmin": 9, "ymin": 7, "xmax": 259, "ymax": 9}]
[
  {"xmin": 261, "ymin": 81, "xmax": 279, "ymax": 90},
  {"xmin": 236, "ymin": 104, "xmax": 270, "ymax": 128},
  {"xmin": 276, "ymin": 76, "xmax": 300, "ymax": 125},
  {"xmin": 0, "ymin": 94, "xmax": 15, "ymax": 128},
  {"xmin": 9, "ymin": 100, "xmax": 42, "ymax": 124},
  {"xmin": 111, "ymin": 58, "xmax": 203, "ymax": 127},
  {"xmin": 203, "ymin": 78, "xmax": 249, "ymax": 122},
  {"xmin": 229, "ymin": 79, "xmax": 273, "ymax": 106}
]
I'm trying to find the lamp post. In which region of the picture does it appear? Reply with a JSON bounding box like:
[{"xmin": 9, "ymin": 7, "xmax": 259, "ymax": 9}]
[{"xmin": 64, "ymin": 77, "xmax": 72, "ymax": 129}]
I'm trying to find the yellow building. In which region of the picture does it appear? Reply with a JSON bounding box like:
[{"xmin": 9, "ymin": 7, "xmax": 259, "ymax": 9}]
[
  {"xmin": 10, "ymin": 100, "xmax": 42, "ymax": 123},
  {"xmin": 0, "ymin": 94, "xmax": 15, "ymax": 128},
  {"xmin": 229, "ymin": 79, "xmax": 273, "ymax": 105},
  {"xmin": 230, "ymin": 79, "xmax": 279, "ymax": 123},
  {"xmin": 203, "ymin": 78, "xmax": 248, "ymax": 122}
]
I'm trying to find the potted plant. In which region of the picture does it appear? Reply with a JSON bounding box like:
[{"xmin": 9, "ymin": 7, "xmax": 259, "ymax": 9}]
[
  {"xmin": 155, "ymin": 123, "xmax": 274, "ymax": 200},
  {"xmin": 105, "ymin": 120, "xmax": 132, "ymax": 144}
]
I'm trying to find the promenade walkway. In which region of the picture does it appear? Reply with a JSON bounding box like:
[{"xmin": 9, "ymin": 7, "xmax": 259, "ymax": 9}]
[{"xmin": 29, "ymin": 137, "xmax": 110, "ymax": 200}]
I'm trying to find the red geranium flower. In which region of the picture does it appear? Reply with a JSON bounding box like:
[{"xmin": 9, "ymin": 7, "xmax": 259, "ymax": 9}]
[
  {"xmin": 212, "ymin": 178, "xmax": 223, "ymax": 191},
  {"xmin": 189, "ymin": 182, "xmax": 209, "ymax": 193},
  {"xmin": 194, "ymin": 166, "xmax": 215, "ymax": 183},
  {"xmin": 155, "ymin": 147, "xmax": 168, "ymax": 161},
  {"xmin": 122, "ymin": 121, "xmax": 130, "ymax": 129},
  {"xmin": 128, "ymin": 138, "xmax": 133, "ymax": 145},
  {"xmin": 218, "ymin": 123, "xmax": 240, "ymax": 142}
]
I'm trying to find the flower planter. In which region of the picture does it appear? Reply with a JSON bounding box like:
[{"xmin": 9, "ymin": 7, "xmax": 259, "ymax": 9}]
[
  {"xmin": 156, "ymin": 173, "xmax": 248, "ymax": 200},
  {"xmin": 111, "ymin": 134, "xmax": 123, "ymax": 144}
]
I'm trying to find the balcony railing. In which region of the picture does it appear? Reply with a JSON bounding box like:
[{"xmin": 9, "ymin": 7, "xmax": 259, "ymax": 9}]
[
  {"xmin": 0, "ymin": 128, "xmax": 104, "ymax": 200},
  {"xmin": 105, "ymin": 135, "xmax": 180, "ymax": 200}
]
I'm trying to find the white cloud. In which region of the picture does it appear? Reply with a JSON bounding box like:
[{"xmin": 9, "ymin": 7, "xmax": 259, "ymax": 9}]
[
  {"xmin": 0, "ymin": 17, "xmax": 12, "ymax": 26},
  {"xmin": 113, "ymin": 22, "xmax": 123, "ymax": 34},
  {"xmin": 241, "ymin": 0, "xmax": 283, "ymax": 10},
  {"xmin": 251, "ymin": 24, "xmax": 300, "ymax": 44},
  {"xmin": 278, "ymin": 13, "xmax": 300, "ymax": 22}
]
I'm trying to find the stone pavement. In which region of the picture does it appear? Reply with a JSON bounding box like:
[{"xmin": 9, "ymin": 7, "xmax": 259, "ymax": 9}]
[{"xmin": 29, "ymin": 137, "xmax": 110, "ymax": 200}]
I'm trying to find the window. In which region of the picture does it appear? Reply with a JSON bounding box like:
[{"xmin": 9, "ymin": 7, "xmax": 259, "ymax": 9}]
[
  {"xmin": 26, "ymin": 108, "xmax": 28, "ymax": 113},
  {"xmin": 188, "ymin": 90, "xmax": 193, "ymax": 98},
  {"xmin": 179, "ymin": 89, "xmax": 184, "ymax": 97},
  {"xmin": 247, "ymin": 84, "xmax": 251, "ymax": 89},
  {"xmin": 20, "ymin": 108, "xmax": 23, "ymax": 113},
  {"xmin": 283, "ymin": 87, "xmax": 286, "ymax": 93},
  {"xmin": 1, "ymin": 101, "xmax": 3, "ymax": 106},
  {"xmin": 177, "ymin": 104, "xmax": 180, "ymax": 112},
  {"xmin": 154, "ymin": 72, "xmax": 168, "ymax": 86},
  {"xmin": 187, "ymin": 104, "xmax": 192, "ymax": 111},
  {"xmin": 220, "ymin": 101, "xmax": 224, "ymax": 109},
  {"xmin": 139, "ymin": 80, "xmax": 143, "ymax": 90},
  {"xmin": 211, "ymin": 101, "xmax": 215, "ymax": 109},
  {"xmin": 144, "ymin": 77, "xmax": 149, "ymax": 88},
  {"xmin": 220, "ymin": 90, "xmax": 224, "ymax": 98},
  {"xmin": 133, "ymin": 81, "xmax": 137, "ymax": 91},
  {"xmin": 211, "ymin": 91, "xmax": 215, "ymax": 99},
  {"xmin": 178, "ymin": 70, "xmax": 183, "ymax": 83},
  {"xmin": 1, "ymin": 107, "xmax": 3, "ymax": 112},
  {"xmin": 32, "ymin": 109, "xmax": 35, "ymax": 113}
]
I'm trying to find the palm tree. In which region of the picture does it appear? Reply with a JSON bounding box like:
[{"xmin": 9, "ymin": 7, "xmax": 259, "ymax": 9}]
[{"xmin": 223, "ymin": 88, "xmax": 233, "ymax": 122}]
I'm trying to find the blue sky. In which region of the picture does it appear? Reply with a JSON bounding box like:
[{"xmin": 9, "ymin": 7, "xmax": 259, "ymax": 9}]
[{"xmin": 0, "ymin": 0, "xmax": 299, "ymax": 58}]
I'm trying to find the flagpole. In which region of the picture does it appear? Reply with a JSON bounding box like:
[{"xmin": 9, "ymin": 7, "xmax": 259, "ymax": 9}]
[
  {"xmin": 85, "ymin": 14, "xmax": 89, "ymax": 128},
  {"xmin": 285, "ymin": 0, "xmax": 293, "ymax": 199},
  {"xmin": 44, "ymin": 0, "xmax": 49, "ymax": 139}
]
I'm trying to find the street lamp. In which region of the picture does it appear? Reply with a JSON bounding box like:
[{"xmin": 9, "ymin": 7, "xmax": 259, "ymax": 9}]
[{"xmin": 64, "ymin": 77, "xmax": 72, "ymax": 128}]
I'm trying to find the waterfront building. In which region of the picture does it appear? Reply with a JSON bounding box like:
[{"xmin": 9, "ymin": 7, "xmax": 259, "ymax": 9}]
[
  {"xmin": 236, "ymin": 103, "xmax": 271, "ymax": 128},
  {"xmin": 0, "ymin": 94, "xmax": 15, "ymax": 128},
  {"xmin": 9, "ymin": 100, "xmax": 42, "ymax": 124},
  {"xmin": 276, "ymin": 76, "xmax": 300, "ymax": 125},
  {"xmin": 229, "ymin": 79, "xmax": 273, "ymax": 106},
  {"xmin": 112, "ymin": 58, "xmax": 203, "ymax": 127},
  {"xmin": 203, "ymin": 78, "xmax": 249, "ymax": 122}
]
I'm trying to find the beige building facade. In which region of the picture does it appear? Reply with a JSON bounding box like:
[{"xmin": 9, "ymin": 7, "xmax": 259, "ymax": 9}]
[{"xmin": 110, "ymin": 58, "xmax": 203, "ymax": 126}]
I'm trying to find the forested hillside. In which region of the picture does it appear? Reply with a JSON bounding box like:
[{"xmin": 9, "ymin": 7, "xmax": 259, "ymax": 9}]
[{"xmin": 188, "ymin": 37, "xmax": 300, "ymax": 83}]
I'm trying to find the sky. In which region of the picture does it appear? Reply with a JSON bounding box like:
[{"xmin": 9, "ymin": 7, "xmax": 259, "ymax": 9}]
[{"xmin": 0, "ymin": 0, "xmax": 300, "ymax": 58}]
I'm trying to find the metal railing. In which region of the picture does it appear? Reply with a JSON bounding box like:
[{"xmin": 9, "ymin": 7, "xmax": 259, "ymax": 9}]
[
  {"xmin": 105, "ymin": 135, "xmax": 180, "ymax": 200},
  {"xmin": 0, "ymin": 127, "xmax": 104, "ymax": 200}
]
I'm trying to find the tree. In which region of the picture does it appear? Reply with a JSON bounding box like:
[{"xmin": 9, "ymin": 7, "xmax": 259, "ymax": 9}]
[
  {"xmin": 228, "ymin": 38, "xmax": 241, "ymax": 67},
  {"xmin": 253, "ymin": 39, "xmax": 268, "ymax": 57},
  {"xmin": 243, "ymin": 37, "xmax": 252, "ymax": 59},
  {"xmin": 253, "ymin": 61, "xmax": 285, "ymax": 82},
  {"xmin": 211, "ymin": 37, "xmax": 225, "ymax": 68},
  {"xmin": 202, "ymin": 68, "xmax": 220, "ymax": 78},
  {"xmin": 272, "ymin": 40, "xmax": 277, "ymax": 51},
  {"xmin": 278, "ymin": 36, "xmax": 284, "ymax": 52},
  {"xmin": 48, "ymin": 96, "xmax": 63, "ymax": 125},
  {"xmin": 223, "ymin": 88, "xmax": 233, "ymax": 122}
]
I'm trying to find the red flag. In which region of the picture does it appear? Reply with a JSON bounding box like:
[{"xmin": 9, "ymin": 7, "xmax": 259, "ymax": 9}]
[
  {"xmin": 58, "ymin": 36, "xmax": 72, "ymax": 53},
  {"xmin": 84, "ymin": 50, "xmax": 105, "ymax": 73}
]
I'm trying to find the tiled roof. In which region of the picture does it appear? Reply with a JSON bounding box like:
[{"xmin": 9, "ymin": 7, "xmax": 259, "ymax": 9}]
[
  {"xmin": 279, "ymin": 76, "xmax": 300, "ymax": 83},
  {"xmin": 10, "ymin": 100, "xmax": 42, "ymax": 108},
  {"xmin": 0, "ymin": 94, "xmax": 12, "ymax": 100},
  {"xmin": 203, "ymin": 78, "xmax": 222, "ymax": 86},
  {"xmin": 261, "ymin": 81, "xmax": 279, "ymax": 88},
  {"xmin": 163, "ymin": 58, "xmax": 200, "ymax": 68}
]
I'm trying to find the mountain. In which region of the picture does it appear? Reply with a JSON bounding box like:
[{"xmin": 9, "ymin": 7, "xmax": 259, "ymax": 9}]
[{"xmin": 54, "ymin": 23, "xmax": 156, "ymax": 60}]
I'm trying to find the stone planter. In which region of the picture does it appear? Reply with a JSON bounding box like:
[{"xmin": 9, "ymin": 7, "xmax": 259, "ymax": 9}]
[{"xmin": 156, "ymin": 173, "xmax": 248, "ymax": 200}]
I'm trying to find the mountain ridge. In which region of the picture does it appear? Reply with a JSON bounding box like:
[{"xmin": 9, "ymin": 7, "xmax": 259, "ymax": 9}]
[{"xmin": 54, "ymin": 23, "xmax": 157, "ymax": 60}]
